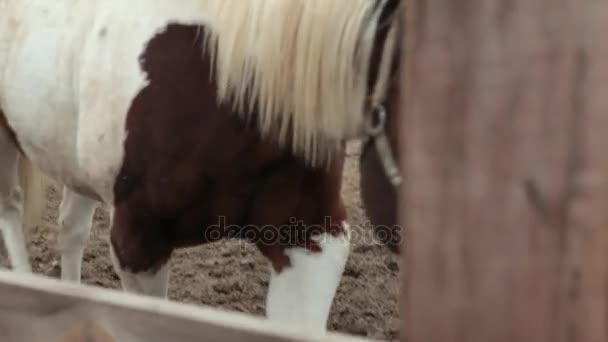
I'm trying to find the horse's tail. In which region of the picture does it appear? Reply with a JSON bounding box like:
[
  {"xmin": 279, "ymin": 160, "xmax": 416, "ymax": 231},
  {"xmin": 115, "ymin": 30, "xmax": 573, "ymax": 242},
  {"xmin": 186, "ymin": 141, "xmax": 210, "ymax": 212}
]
[{"xmin": 17, "ymin": 154, "xmax": 51, "ymax": 233}]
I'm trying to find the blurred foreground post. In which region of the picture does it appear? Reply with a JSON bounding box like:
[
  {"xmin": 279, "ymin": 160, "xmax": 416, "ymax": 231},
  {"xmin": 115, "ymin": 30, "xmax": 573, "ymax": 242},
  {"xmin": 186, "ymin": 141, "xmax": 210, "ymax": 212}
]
[{"xmin": 399, "ymin": 0, "xmax": 608, "ymax": 341}]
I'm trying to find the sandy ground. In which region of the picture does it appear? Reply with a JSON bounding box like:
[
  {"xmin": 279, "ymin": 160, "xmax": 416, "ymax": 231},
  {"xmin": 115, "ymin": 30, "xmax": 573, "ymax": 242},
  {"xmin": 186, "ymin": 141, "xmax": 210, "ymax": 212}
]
[{"xmin": 0, "ymin": 143, "xmax": 400, "ymax": 340}]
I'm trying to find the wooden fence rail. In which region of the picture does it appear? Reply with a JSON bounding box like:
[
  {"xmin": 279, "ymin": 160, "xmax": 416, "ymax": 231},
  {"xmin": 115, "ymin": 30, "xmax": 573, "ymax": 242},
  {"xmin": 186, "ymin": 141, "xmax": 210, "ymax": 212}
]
[{"xmin": 0, "ymin": 270, "xmax": 374, "ymax": 342}]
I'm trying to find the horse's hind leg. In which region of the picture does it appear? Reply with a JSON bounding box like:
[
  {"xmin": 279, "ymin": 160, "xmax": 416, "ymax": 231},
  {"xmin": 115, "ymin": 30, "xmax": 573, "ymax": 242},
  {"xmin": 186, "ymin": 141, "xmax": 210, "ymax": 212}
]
[
  {"xmin": 57, "ymin": 186, "xmax": 97, "ymax": 282},
  {"xmin": 0, "ymin": 129, "xmax": 30, "ymax": 272}
]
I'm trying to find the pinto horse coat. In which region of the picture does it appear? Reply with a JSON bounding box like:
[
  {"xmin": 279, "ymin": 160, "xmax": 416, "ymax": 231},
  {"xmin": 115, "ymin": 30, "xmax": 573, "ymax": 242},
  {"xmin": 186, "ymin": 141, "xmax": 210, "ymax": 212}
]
[{"xmin": 0, "ymin": 0, "xmax": 400, "ymax": 332}]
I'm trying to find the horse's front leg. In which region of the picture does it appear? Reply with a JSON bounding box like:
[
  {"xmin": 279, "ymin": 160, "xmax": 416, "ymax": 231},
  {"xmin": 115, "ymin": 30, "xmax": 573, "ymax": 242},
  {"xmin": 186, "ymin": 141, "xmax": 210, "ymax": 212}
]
[{"xmin": 257, "ymin": 220, "xmax": 352, "ymax": 334}]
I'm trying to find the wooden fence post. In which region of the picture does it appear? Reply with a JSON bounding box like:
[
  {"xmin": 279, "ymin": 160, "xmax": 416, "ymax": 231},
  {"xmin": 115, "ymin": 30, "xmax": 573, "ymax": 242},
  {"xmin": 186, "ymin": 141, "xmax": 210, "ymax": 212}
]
[{"xmin": 399, "ymin": 0, "xmax": 608, "ymax": 341}]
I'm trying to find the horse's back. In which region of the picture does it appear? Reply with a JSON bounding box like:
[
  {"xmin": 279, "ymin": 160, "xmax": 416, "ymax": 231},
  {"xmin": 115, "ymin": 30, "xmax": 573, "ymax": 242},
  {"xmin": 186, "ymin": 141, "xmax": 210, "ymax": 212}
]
[{"xmin": 0, "ymin": 0, "xmax": 212, "ymax": 202}]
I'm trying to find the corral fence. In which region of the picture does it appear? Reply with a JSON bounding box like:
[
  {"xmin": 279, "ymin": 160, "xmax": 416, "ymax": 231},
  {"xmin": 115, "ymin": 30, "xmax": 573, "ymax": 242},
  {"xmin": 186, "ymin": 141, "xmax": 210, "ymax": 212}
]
[{"xmin": 0, "ymin": 270, "xmax": 373, "ymax": 342}]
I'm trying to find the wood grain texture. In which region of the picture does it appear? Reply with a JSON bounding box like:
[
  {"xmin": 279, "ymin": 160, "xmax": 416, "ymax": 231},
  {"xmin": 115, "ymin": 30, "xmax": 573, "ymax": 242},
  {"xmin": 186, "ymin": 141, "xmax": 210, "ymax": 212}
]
[
  {"xmin": 399, "ymin": 0, "xmax": 608, "ymax": 341},
  {"xmin": 0, "ymin": 270, "xmax": 373, "ymax": 342}
]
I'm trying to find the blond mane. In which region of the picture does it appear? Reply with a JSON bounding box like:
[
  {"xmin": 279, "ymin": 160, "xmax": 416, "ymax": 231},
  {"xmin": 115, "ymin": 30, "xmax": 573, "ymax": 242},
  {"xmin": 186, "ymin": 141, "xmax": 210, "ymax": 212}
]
[{"xmin": 200, "ymin": 0, "xmax": 398, "ymax": 166}]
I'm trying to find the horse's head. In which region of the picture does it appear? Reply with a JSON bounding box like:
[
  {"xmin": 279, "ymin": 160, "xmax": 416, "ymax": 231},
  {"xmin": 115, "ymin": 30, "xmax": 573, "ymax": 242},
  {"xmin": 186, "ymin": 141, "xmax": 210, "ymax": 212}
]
[{"xmin": 359, "ymin": 0, "xmax": 402, "ymax": 254}]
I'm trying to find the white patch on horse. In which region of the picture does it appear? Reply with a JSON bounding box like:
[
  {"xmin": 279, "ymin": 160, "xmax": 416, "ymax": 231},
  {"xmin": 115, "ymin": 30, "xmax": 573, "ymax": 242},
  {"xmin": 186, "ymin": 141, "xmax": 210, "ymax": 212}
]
[
  {"xmin": 0, "ymin": 0, "xmax": 216, "ymax": 286},
  {"xmin": 0, "ymin": 0, "xmax": 214, "ymax": 203},
  {"xmin": 265, "ymin": 222, "xmax": 352, "ymax": 333}
]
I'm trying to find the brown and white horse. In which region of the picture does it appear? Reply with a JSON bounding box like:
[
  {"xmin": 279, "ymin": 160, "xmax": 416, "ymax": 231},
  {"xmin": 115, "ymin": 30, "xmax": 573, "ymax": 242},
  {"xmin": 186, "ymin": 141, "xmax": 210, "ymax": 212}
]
[{"xmin": 0, "ymin": 0, "xmax": 401, "ymax": 333}]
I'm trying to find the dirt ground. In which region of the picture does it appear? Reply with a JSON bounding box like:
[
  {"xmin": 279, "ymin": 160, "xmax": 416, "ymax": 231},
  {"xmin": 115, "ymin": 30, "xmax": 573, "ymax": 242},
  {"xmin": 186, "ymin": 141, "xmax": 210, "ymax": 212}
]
[{"xmin": 0, "ymin": 143, "xmax": 401, "ymax": 340}]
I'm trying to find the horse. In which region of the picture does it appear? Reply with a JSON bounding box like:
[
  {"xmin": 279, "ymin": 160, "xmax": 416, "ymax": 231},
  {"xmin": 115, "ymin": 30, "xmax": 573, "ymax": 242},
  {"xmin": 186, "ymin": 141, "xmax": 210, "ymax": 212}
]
[{"xmin": 0, "ymin": 0, "xmax": 402, "ymax": 333}]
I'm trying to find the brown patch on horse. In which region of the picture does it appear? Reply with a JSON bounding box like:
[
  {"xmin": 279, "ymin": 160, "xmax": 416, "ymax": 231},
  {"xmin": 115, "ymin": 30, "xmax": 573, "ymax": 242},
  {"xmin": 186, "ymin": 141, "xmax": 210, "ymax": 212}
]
[{"xmin": 110, "ymin": 23, "xmax": 347, "ymax": 274}]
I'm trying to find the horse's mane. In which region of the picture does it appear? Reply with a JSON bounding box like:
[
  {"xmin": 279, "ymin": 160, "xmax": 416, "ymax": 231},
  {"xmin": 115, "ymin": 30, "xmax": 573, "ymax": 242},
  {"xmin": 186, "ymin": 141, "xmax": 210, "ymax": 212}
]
[{"xmin": 200, "ymin": 0, "xmax": 397, "ymax": 166}]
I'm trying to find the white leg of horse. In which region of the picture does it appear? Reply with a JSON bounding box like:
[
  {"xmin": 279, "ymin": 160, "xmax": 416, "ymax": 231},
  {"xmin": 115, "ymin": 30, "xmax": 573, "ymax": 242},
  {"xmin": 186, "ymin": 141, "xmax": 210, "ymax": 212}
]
[
  {"xmin": 109, "ymin": 242, "xmax": 170, "ymax": 298},
  {"xmin": 0, "ymin": 133, "xmax": 30, "ymax": 272},
  {"xmin": 57, "ymin": 186, "xmax": 97, "ymax": 282},
  {"xmin": 265, "ymin": 222, "xmax": 351, "ymax": 334}
]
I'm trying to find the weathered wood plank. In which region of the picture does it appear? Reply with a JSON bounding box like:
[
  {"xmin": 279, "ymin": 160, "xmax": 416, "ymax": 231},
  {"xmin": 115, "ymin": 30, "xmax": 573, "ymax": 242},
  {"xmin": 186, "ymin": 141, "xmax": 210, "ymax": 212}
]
[
  {"xmin": 0, "ymin": 270, "xmax": 374, "ymax": 342},
  {"xmin": 399, "ymin": 0, "xmax": 608, "ymax": 341}
]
